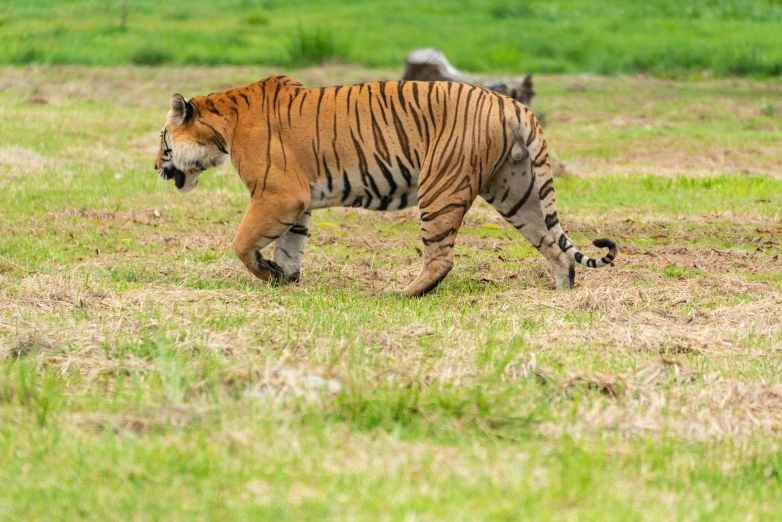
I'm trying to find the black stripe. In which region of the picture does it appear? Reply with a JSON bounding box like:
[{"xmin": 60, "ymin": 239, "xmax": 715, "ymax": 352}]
[
  {"xmin": 410, "ymin": 108, "xmax": 423, "ymax": 139},
  {"xmin": 350, "ymin": 129, "xmax": 380, "ymax": 198},
  {"xmin": 499, "ymin": 172, "xmax": 536, "ymax": 218},
  {"xmin": 375, "ymin": 155, "xmax": 397, "ymax": 195},
  {"xmin": 421, "ymin": 228, "xmax": 456, "ymax": 245},
  {"xmin": 420, "ymin": 202, "xmax": 465, "ymax": 222},
  {"xmin": 375, "ymin": 83, "xmax": 389, "ymax": 125},
  {"xmin": 500, "ymin": 188, "xmax": 510, "ymax": 203},
  {"xmin": 544, "ymin": 212, "xmax": 559, "ymax": 230},
  {"xmin": 298, "ymin": 91, "xmax": 308, "ymax": 116},
  {"xmin": 397, "ymin": 82, "xmax": 407, "ymax": 113},
  {"xmin": 390, "ymin": 99, "xmax": 413, "ymax": 168},
  {"xmin": 362, "ymin": 191, "xmax": 373, "ymax": 209},
  {"xmin": 323, "ymin": 157, "xmax": 333, "ymax": 192},
  {"xmin": 488, "ymin": 94, "xmax": 509, "ymax": 176},
  {"xmin": 341, "ymin": 171, "xmax": 351, "ymax": 202},
  {"xmin": 538, "ymin": 178, "xmax": 555, "ymax": 200},
  {"xmin": 426, "ymin": 83, "xmax": 437, "ymax": 132},
  {"xmin": 532, "ymin": 144, "xmax": 548, "ymax": 168},
  {"xmin": 525, "ymin": 116, "xmax": 537, "ymax": 147},
  {"xmin": 397, "ymin": 157, "xmax": 412, "ymax": 186},
  {"xmin": 261, "ymin": 105, "xmax": 272, "ymax": 195},
  {"xmin": 289, "ymin": 225, "xmax": 309, "ymax": 236},
  {"xmin": 370, "ymin": 102, "xmax": 391, "ymax": 165},
  {"xmin": 315, "ymin": 88, "xmax": 326, "ymax": 154},
  {"xmin": 205, "ymin": 98, "xmax": 220, "ymax": 116},
  {"xmin": 197, "ymin": 120, "xmax": 228, "ymax": 154},
  {"xmin": 311, "ymin": 142, "xmax": 321, "ymax": 179},
  {"xmin": 287, "ymin": 94, "xmax": 294, "ymax": 127}
]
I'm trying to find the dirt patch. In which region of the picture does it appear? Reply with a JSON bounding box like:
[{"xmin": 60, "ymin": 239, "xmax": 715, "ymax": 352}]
[{"xmin": 47, "ymin": 207, "xmax": 167, "ymax": 226}]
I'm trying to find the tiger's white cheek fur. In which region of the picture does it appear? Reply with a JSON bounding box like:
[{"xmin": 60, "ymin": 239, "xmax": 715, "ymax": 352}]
[{"xmin": 171, "ymin": 142, "xmax": 229, "ymax": 193}]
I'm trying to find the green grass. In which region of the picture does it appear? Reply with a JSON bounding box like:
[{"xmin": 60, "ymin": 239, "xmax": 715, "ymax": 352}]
[
  {"xmin": 285, "ymin": 27, "xmax": 352, "ymax": 67},
  {"xmin": 1, "ymin": 66, "xmax": 781, "ymax": 519},
  {"xmin": 1, "ymin": 0, "xmax": 782, "ymax": 76}
]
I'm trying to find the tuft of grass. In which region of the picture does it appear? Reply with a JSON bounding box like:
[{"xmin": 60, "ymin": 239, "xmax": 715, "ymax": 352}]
[
  {"xmin": 285, "ymin": 27, "xmax": 351, "ymax": 67},
  {"xmin": 130, "ymin": 46, "xmax": 171, "ymax": 66},
  {"xmin": 9, "ymin": 46, "xmax": 42, "ymax": 65},
  {"xmin": 489, "ymin": 2, "xmax": 535, "ymax": 19},
  {"xmin": 244, "ymin": 12, "xmax": 270, "ymax": 26}
]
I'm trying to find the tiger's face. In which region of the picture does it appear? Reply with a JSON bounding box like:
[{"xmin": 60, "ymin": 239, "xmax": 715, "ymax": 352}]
[{"xmin": 155, "ymin": 93, "xmax": 229, "ymax": 193}]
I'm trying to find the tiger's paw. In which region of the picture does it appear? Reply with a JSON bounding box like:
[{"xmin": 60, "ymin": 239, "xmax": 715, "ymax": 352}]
[{"xmin": 254, "ymin": 251, "xmax": 288, "ymax": 284}]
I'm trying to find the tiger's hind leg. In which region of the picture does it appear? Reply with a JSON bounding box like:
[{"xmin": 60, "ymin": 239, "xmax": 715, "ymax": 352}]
[
  {"xmin": 401, "ymin": 198, "xmax": 468, "ymax": 297},
  {"xmin": 481, "ymin": 154, "xmax": 575, "ymax": 290},
  {"xmin": 400, "ymin": 146, "xmax": 486, "ymax": 296}
]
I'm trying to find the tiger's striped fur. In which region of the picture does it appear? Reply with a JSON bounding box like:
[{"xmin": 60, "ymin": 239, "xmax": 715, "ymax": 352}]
[{"xmin": 155, "ymin": 75, "xmax": 618, "ymax": 296}]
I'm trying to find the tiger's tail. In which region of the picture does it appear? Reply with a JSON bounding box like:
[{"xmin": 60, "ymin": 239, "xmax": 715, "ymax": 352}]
[{"xmin": 512, "ymin": 102, "xmax": 618, "ymax": 268}]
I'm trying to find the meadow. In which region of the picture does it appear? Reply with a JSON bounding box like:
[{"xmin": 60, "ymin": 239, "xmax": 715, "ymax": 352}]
[
  {"xmin": 1, "ymin": 0, "xmax": 782, "ymax": 76},
  {"xmin": 0, "ymin": 64, "xmax": 780, "ymax": 519}
]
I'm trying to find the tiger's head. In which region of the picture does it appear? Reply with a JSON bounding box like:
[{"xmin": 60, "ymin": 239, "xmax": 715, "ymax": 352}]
[{"xmin": 155, "ymin": 94, "xmax": 229, "ymax": 193}]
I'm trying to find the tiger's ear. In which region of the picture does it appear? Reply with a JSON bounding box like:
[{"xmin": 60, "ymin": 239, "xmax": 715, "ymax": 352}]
[{"xmin": 169, "ymin": 93, "xmax": 193, "ymax": 125}]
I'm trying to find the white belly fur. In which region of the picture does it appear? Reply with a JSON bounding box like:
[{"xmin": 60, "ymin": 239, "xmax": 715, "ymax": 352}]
[{"xmin": 308, "ymin": 166, "xmax": 420, "ymax": 211}]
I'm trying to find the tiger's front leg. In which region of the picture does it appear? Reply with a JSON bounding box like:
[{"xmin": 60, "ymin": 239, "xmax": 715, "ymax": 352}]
[
  {"xmin": 272, "ymin": 211, "xmax": 311, "ymax": 282},
  {"xmin": 233, "ymin": 195, "xmax": 308, "ymax": 284}
]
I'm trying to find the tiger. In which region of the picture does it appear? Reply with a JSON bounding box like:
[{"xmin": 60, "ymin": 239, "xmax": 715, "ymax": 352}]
[{"xmin": 155, "ymin": 75, "xmax": 618, "ymax": 296}]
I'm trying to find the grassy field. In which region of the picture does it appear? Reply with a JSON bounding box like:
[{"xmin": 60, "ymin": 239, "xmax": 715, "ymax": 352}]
[
  {"xmin": 2, "ymin": 0, "xmax": 782, "ymax": 76},
  {"xmin": 1, "ymin": 65, "xmax": 781, "ymax": 519}
]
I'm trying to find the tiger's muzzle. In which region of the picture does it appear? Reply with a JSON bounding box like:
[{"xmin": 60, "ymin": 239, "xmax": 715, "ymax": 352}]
[{"xmin": 159, "ymin": 166, "xmax": 188, "ymax": 190}]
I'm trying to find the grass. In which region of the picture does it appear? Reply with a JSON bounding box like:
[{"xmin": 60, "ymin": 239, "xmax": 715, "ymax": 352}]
[
  {"xmin": 1, "ymin": 65, "xmax": 781, "ymax": 519},
  {"xmin": 130, "ymin": 46, "xmax": 172, "ymax": 66},
  {"xmin": 285, "ymin": 27, "xmax": 352, "ymax": 67},
  {"xmin": 1, "ymin": 0, "xmax": 782, "ymax": 76}
]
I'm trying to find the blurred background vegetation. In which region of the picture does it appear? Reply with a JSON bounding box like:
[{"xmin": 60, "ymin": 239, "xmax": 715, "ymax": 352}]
[{"xmin": 1, "ymin": 0, "xmax": 781, "ymax": 76}]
